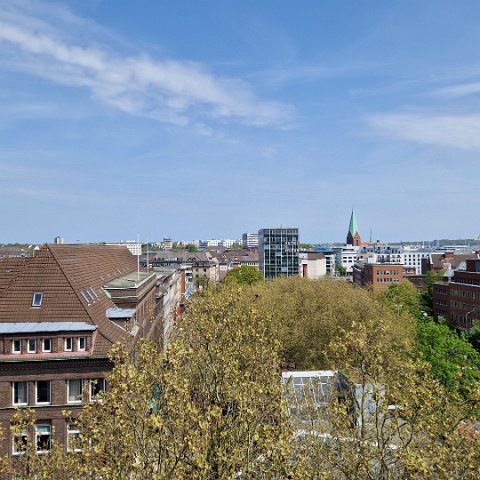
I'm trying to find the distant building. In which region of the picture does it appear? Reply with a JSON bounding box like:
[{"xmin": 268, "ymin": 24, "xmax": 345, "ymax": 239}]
[
  {"xmin": 163, "ymin": 237, "xmax": 173, "ymax": 250},
  {"xmin": 258, "ymin": 228, "xmax": 299, "ymax": 279},
  {"xmin": 299, "ymin": 252, "xmax": 327, "ymax": 279},
  {"xmin": 105, "ymin": 241, "xmax": 142, "ymax": 256},
  {"xmin": 333, "ymin": 245, "xmax": 359, "ymax": 274},
  {"xmin": 0, "ymin": 246, "xmax": 30, "ymax": 259},
  {"xmin": 433, "ymin": 258, "xmax": 480, "ymax": 330},
  {"xmin": 242, "ymin": 233, "xmax": 259, "ymax": 249},
  {"xmin": 53, "ymin": 236, "xmax": 64, "ymax": 244},
  {"xmin": 353, "ymin": 262, "xmax": 416, "ymax": 290}
]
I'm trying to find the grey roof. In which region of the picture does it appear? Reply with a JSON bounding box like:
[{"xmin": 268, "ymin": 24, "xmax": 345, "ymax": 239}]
[
  {"xmin": 0, "ymin": 322, "xmax": 97, "ymax": 335},
  {"xmin": 106, "ymin": 308, "xmax": 136, "ymax": 319}
]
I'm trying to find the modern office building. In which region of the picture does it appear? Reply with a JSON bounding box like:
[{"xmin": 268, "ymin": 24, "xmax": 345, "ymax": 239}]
[{"xmin": 258, "ymin": 228, "xmax": 299, "ymax": 279}]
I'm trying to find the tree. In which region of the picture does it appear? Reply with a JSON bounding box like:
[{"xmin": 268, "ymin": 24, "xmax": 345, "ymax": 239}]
[
  {"xmin": 417, "ymin": 318, "xmax": 480, "ymax": 395},
  {"xmin": 422, "ymin": 269, "xmax": 445, "ymax": 314},
  {"xmin": 224, "ymin": 266, "xmax": 263, "ymax": 285},
  {"xmin": 3, "ymin": 278, "xmax": 480, "ymax": 479},
  {"xmin": 1, "ymin": 284, "xmax": 295, "ymax": 479},
  {"xmin": 186, "ymin": 244, "xmax": 198, "ymax": 253}
]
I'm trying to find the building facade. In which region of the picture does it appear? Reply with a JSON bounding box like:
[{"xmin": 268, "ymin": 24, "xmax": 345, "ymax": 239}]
[
  {"xmin": 0, "ymin": 244, "xmax": 167, "ymax": 459},
  {"xmin": 242, "ymin": 233, "xmax": 259, "ymax": 249},
  {"xmin": 258, "ymin": 228, "xmax": 299, "ymax": 279},
  {"xmin": 433, "ymin": 259, "xmax": 480, "ymax": 330}
]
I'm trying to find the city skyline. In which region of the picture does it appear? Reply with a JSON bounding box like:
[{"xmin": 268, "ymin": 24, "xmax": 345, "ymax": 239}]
[{"xmin": 1, "ymin": 1, "xmax": 480, "ymax": 243}]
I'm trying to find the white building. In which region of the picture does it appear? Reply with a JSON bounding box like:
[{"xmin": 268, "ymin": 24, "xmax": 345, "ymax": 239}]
[
  {"xmin": 332, "ymin": 245, "xmax": 360, "ymax": 273},
  {"xmin": 242, "ymin": 233, "xmax": 259, "ymax": 248},
  {"xmin": 105, "ymin": 241, "xmax": 142, "ymax": 256},
  {"xmin": 221, "ymin": 239, "xmax": 240, "ymax": 248},
  {"xmin": 299, "ymin": 252, "xmax": 327, "ymax": 279}
]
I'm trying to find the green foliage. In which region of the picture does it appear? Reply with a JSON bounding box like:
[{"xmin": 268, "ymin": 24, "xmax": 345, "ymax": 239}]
[
  {"xmin": 417, "ymin": 318, "xmax": 480, "ymax": 395},
  {"xmin": 251, "ymin": 277, "xmax": 415, "ymax": 372},
  {"xmin": 3, "ymin": 278, "xmax": 480, "ymax": 479},
  {"xmin": 186, "ymin": 243, "xmax": 198, "ymax": 253},
  {"xmin": 377, "ymin": 281, "xmax": 480, "ymax": 398},
  {"xmin": 376, "ymin": 280, "xmax": 423, "ymax": 318},
  {"xmin": 224, "ymin": 266, "xmax": 263, "ymax": 285},
  {"xmin": 422, "ymin": 269, "xmax": 445, "ymax": 314}
]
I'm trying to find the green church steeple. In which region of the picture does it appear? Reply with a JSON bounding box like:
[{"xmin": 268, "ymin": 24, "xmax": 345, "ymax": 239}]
[
  {"xmin": 348, "ymin": 209, "xmax": 359, "ymax": 237},
  {"xmin": 346, "ymin": 209, "xmax": 361, "ymax": 246}
]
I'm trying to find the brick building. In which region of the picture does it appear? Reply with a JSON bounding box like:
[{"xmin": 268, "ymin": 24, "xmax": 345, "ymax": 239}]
[
  {"xmin": 433, "ymin": 259, "xmax": 480, "ymax": 330},
  {"xmin": 353, "ymin": 262, "xmax": 416, "ymax": 290},
  {"xmin": 0, "ymin": 244, "xmax": 167, "ymax": 459}
]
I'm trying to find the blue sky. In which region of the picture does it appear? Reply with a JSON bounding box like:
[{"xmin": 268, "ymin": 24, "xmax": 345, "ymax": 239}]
[{"xmin": 1, "ymin": 0, "xmax": 480, "ymax": 243}]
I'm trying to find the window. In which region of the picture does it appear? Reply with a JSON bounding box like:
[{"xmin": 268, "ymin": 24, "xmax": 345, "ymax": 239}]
[
  {"xmin": 13, "ymin": 382, "xmax": 28, "ymax": 406},
  {"xmin": 12, "ymin": 430, "xmax": 28, "ymax": 455},
  {"xmin": 32, "ymin": 292, "xmax": 43, "ymax": 307},
  {"xmin": 78, "ymin": 337, "xmax": 86, "ymax": 351},
  {"xmin": 12, "ymin": 339, "xmax": 21, "ymax": 354},
  {"xmin": 42, "ymin": 338, "xmax": 51, "ymax": 353},
  {"xmin": 67, "ymin": 424, "xmax": 81, "ymax": 452},
  {"xmin": 27, "ymin": 339, "xmax": 36, "ymax": 353},
  {"xmin": 64, "ymin": 337, "xmax": 73, "ymax": 351},
  {"xmin": 90, "ymin": 378, "xmax": 106, "ymax": 399},
  {"xmin": 35, "ymin": 381, "xmax": 51, "ymax": 405},
  {"xmin": 67, "ymin": 379, "xmax": 83, "ymax": 403},
  {"xmin": 35, "ymin": 425, "xmax": 51, "ymax": 452}
]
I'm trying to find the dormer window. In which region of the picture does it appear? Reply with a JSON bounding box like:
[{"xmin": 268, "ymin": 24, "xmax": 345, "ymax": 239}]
[
  {"xmin": 78, "ymin": 337, "xmax": 86, "ymax": 351},
  {"xmin": 32, "ymin": 292, "xmax": 43, "ymax": 307}
]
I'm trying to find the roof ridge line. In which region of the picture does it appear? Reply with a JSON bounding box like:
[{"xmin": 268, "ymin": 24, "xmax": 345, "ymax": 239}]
[
  {"xmin": 0, "ymin": 256, "xmax": 34, "ymax": 299},
  {"xmin": 47, "ymin": 245, "xmax": 131, "ymax": 343},
  {"xmin": 47, "ymin": 245, "xmax": 124, "ymax": 344}
]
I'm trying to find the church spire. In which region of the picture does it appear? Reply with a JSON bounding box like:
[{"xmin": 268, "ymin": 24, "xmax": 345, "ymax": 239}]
[{"xmin": 346, "ymin": 209, "xmax": 361, "ymax": 246}]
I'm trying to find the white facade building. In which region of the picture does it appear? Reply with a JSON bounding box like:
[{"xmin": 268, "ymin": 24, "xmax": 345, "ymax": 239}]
[
  {"xmin": 242, "ymin": 233, "xmax": 259, "ymax": 248},
  {"xmin": 299, "ymin": 252, "xmax": 327, "ymax": 279},
  {"xmin": 333, "ymin": 245, "xmax": 360, "ymax": 273},
  {"xmin": 106, "ymin": 241, "xmax": 142, "ymax": 256}
]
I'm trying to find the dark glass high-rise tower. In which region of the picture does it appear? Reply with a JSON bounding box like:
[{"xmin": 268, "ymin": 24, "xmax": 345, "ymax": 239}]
[{"xmin": 258, "ymin": 227, "xmax": 299, "ymax": 279}]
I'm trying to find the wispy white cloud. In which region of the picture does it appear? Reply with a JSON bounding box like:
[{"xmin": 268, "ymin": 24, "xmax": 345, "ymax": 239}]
[
  {"xmin": 0, "ymin": 1, "xmax": 293, "ymax": 128},
  {"xmin": 431, "ymin": 81, "xmax": 480, "ymax": 98},
  {"xmin": 367, "ymin": 112, "xmax": 480, "ymax": 150}
]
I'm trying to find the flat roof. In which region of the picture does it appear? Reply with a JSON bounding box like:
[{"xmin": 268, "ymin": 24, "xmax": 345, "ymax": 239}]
[
  {"xmin": 103, "ymin": 271, "xmax": 155, "ymax": 289},
  {"xmin": 0, "ymin": 322, "xmax": 97, "ymax": 335}
]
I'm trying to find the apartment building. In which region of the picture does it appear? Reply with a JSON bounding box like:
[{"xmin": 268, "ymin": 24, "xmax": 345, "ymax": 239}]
[
  {"xmin": 0, "ymin": 244, "xmax": 165, "ymax": 458},
  {"xmin": 433, "ymin": 258, "xmax": 480, "ymax": 330}
]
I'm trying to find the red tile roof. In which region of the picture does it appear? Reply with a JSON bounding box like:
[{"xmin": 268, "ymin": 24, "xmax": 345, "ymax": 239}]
[{"xmin": 0, "ymin": 244, "xmax": 139, "ymax": 356}]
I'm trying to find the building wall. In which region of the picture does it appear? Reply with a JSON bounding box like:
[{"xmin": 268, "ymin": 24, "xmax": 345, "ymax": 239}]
[
  {"xmin": 0, "ymin": 358, "xmax": 110, "ymax": 459},
  {"xmin": 433, "ymin": 260, "xmax": 480, "ymax": 329}
]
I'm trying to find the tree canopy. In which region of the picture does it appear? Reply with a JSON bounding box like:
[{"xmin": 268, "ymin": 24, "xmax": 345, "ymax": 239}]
[
  {"xmin": 224, "ymin": 266, "xmax": 263, "ymax": 285},
  {"xmin": 3, "ymin": 278, "xmax": 480, "ymax": 479}
]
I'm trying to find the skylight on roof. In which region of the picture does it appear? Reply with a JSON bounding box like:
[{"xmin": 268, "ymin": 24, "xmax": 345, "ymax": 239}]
[{"xmin": 32, "ymin": 292, "xmax": 43, "ymax": 307}]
